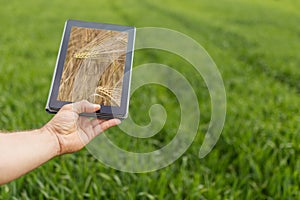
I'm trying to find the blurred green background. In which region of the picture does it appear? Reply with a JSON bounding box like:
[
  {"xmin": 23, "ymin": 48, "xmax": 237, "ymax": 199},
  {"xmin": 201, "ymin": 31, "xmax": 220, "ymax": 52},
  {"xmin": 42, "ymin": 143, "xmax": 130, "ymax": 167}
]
[{"xmin": 0, "ymin": 0, "xmax": 300, "ymax": 199}]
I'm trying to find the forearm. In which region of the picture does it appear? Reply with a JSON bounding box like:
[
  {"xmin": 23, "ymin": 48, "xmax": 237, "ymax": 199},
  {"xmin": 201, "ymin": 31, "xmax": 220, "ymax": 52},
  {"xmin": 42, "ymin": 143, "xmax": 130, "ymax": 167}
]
[{"xmin": 0, "ymin": 128, "xmax": 59, "ymax": 185}]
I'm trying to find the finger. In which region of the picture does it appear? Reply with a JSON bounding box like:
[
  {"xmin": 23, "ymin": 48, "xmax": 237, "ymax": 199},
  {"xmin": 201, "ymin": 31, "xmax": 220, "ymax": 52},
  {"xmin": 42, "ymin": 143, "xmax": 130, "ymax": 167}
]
[
  {"xmin": 93, "ymin": 119, "xmax": 121, "ymax": 134},
  {"xmin": 91, "ymin": 118, "xmax": 106, "ymax": 128},
  {"xmin": 72, "ymin": 100, "xmax": 101, "ymax": 114}
]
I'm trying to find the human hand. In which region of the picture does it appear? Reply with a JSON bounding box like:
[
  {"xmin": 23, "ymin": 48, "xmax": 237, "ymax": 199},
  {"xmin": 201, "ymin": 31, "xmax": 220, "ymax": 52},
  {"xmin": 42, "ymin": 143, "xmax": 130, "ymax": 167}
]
[{"xmin": 43, "ymin": 100, "xmax": 121, "ymax": 155}]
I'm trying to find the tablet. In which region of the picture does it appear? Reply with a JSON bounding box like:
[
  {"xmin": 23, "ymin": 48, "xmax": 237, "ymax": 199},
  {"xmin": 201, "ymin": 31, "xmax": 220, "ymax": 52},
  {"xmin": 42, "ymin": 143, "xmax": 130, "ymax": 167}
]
[{"xmin": 46, "ymin": 20, "xmax": 136, "ymax": 119}]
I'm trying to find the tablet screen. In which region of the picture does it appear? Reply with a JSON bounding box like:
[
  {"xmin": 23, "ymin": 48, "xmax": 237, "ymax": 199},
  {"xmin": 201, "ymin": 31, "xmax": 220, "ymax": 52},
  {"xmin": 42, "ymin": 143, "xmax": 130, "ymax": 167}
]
[
  {"xmin": 46, "ymin": 20, "xmax": 135, "ymax": 119},
  {"xmin": 57, "ymin": 27, "xmax": 128, "ymax": 107}
]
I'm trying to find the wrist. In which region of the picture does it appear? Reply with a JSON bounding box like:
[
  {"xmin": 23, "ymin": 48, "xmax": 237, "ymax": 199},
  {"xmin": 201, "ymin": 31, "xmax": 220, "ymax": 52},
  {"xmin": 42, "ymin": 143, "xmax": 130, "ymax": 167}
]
[{"xmin": 40, "ymin": 125, "xmax": 61, "ymax": 157}]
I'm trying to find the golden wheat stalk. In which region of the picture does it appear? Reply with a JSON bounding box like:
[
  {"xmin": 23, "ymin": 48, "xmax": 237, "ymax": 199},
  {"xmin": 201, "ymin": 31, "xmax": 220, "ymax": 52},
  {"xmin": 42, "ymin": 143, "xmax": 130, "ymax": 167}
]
[{"xmin": 90, "ymin": 86, "xmax": 122, "ymax": 106}]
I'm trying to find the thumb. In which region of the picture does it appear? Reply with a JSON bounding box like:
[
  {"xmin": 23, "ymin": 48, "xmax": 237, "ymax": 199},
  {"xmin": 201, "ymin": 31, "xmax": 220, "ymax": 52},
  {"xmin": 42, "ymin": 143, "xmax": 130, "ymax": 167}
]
[{"xmin": 72, "ymin": 100, "xmax": 101, "ymax": 114}]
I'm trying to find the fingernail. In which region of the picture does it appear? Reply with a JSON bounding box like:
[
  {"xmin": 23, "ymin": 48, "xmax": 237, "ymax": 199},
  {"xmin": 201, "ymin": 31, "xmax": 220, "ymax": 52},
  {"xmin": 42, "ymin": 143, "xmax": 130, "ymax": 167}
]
[
  {"xmin": 94, "ymin": 104, "xmax": 101, "ymax": 110},
  {"xmin": 115, "ymin": 119, "xmax": 121, "ymax": 125}
]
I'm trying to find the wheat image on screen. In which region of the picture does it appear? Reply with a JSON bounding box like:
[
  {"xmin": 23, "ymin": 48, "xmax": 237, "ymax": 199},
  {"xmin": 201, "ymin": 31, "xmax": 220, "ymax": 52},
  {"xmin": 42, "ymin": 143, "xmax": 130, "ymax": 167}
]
[{"xmin": 57, "ymin": 27, "xmax": 128, "ymax": 106}]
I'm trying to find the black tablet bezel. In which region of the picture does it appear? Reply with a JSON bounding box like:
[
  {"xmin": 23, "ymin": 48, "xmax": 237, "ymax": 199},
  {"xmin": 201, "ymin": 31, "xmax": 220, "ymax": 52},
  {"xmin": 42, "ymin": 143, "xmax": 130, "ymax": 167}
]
[{"xmin": 46, "ymin": 20, "xmax": 135, "ymax": 119}]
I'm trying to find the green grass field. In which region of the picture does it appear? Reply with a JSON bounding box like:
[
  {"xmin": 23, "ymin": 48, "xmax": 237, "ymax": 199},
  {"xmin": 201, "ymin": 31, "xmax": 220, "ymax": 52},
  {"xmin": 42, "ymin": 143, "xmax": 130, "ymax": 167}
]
[{"xmin": 1, "ymin": 0, "xmax": 300, "ymax": 199}]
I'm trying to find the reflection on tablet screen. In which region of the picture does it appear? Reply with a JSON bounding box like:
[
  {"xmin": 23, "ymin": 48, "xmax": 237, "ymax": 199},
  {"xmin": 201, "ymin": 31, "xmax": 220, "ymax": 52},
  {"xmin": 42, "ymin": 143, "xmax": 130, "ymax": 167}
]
[{"xmin": 57, "ymin": 27, "xmax": 128, "ymax": 107}]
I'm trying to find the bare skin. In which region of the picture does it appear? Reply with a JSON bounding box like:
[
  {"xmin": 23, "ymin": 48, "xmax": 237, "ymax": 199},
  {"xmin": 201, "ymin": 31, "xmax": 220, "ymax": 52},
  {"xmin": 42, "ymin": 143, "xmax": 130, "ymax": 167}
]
[{"xmin": 0, "ymin": 100, "xmax": 120, "ymax": 185}]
